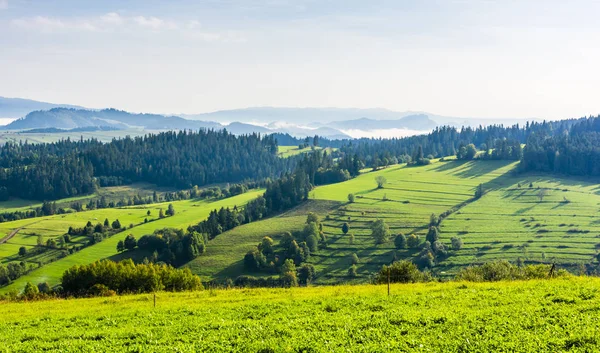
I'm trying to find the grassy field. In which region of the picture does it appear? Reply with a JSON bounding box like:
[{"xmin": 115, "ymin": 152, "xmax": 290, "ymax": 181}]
[
  {"xmin": 1, "ymin": 277, "xmax": 600, "ymax": 351},
  {"xmin": 0, "ymin": 190, "xmax": 263, "ymax": 292},
  {"xmin": 0, "ymin": 182, "xmax": 180, "ymax": 214},
  {"xmin": 277, "ymin": 145, "xmax": 336, "ymax": 158},
  {"xmin": 188, "ymin": 159, "xmax": 600, "ymax": 284}
]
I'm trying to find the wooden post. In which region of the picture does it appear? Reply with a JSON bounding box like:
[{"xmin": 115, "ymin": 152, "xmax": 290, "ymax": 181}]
[
  {"xmin": 153, "ymin": 293, "xmax": 156, "ymax": 308},
  {"xmin": 387, "ymin": 267, "xmax": 391, "ymax": 296}
]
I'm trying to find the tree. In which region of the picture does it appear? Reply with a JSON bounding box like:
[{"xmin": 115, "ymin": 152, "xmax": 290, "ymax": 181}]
[
  {"xmin": 451, "ymin": 237, "xmax": 463, "ymax": 250},
  {"xmin": 306, "ymin": 212, "xmax": 319, "ymax": 224},
  {"xmin": 297, "ymin": 264, "xmax": 316, "ymax": 285},
  {"xmin": 429, "ymin": 214, "xmax": 439, "ymax": 227},
  {"xmin": 166, "ymin": 203, "xmax": 176, "ymax": 216},
  {"xmin": 395, "ymin": 234, "xmax": 407, "ymax": 249},
  {"xmin": 112, "ymin": 219, "xmax": 122, "ymax": 229},
  {"xmin": 124, "ymin": 234, "xmax": 137, "ymax": 251},
  {"xmin": 104, "ymin": 218, "xmax": 110, "ymax": 227},
  {"xmin": 18, "ymin": 246, "xmax": 27, "ymax": 257},
  {"xmin": 306, "ymin": 234, "xmax": 318, "ymax": 252},
  {"xmin": 351, "ymin": 253, "xmax": 359, "ymax": 265},
  {"xmin": 147, "ymin": 210, "xmax": 151, "ymax": 216},
  {"xmin": 475, "ymin": 183, "xmax": 484, "ymax": 199},
  {"xmin": 341, "ymin": 222, "xmax": 349, "ymax": 235},
  {"xmin": 375, "ymin": 261, "xmax": 425, "ymax": 284},
  {"xmin": 347, "ymin": 193, "xmax": 355, "ymax": 203},
  {"xmin": 426, "ymin": 226, "xmax": 439, "ymax": 243},
  {"xmin": 259, "ymin": 236, "xmax": 274, "ymax": 257},
  {"xmin": 371, "ymin": 219, "xmax": 390, "ymax": 244},
  {"xmin": 37, "ymin": 282, "xmax": 51, "ymax": 294},
  {"xmin": 116, "ymin": 240, "xmax": 125, "ymax": 252},
  {"xmin": 349, "ymin": 233, "xmax": 355, "ymax": 245},
  {"xmin": 348, "ymin": 264, "xmax": 357, "ymax": 277},
  {"xmin": 159, "ymin": 209, "xmax": 165, "ymax": 219},
  {"xmin": 537, "ymin": 189, "xmax": 549, "ymax": 202},
  {"xmin": 280, "ymin": 259, "xmax": 298, "ymax": 287},
  {"xmin": 406, "ymin": 234, "xmax": 421, "ymax": 249},
  {"xmin": 375, "ymin": 176, "xmax": 387, "ymax": 189},
  {"xmin": 37, "ymin": 234, "xmax": 44, "ymax": 246},
  {"xmin": 22, "ymin": 282, "xmax": 39, "ymax": 300},
  {"xmin": 281, "ymin": 232, "xmax": 295, "ymax": 249}
]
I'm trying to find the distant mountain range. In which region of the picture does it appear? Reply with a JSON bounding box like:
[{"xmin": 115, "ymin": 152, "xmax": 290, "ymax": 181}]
[
  {"xmin": 0, "ymin": 96, "xmax": 84, "ymax": 119},
  {"xmin": 0, "ymin": 96, "xmax": 538, "ymax": 140}
]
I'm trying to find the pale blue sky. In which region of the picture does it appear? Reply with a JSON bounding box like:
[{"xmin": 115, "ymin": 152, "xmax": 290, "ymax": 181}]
[{"xmin": 1, "ymin": 0, "xmax": 599, "ymax": 119}]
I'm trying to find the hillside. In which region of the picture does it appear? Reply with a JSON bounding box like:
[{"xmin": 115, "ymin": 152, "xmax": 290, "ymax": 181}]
[
  {"xmin": 2, "ymin": 108, "xmax": 221, "ymax": 130},
  {"xmin": 0, "ymin": 96, "xmax": 83, "ymax": 120},
  {"xmin": 2, "ymin": 277, "xmax": 599, "ymax": 351},
  {"xmin": 186, "ymin": 158, "xmax": 600, "ymax": 284}
]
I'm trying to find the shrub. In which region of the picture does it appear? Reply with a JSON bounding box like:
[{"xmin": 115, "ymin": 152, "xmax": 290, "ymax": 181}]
[
  {"xmin": 406, "ymin": 234, "xmax": 421, "ymax": 249},
  {"xmin": 374, "ymin": 261, "xmax": 427, "ymax": 284},
  {"xmin": 347, "ymin": 193, "xmax": 355, "ymax": 203},
  {"xmin": 351, "ymin": 253, "xmax": 359, "ymax": 265},
  {"xmin": 348, "ymin": 265, "xmax": 357, "ymax": 277},
  {"xmin": 394, "ymin": 233, "xmax": 407, "ymax": 249},
  {"xmin": 451, "ymin": 237, "xmax": 463, "ymax": 250},
  {"xmin": 455, "ymin": 261, "xmax": 570, "ymax": 282}
]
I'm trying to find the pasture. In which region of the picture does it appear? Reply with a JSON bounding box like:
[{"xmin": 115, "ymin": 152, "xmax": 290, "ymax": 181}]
[
  {"xmin": 194, "ymin": 159, "xmax": 600, "ymax": 284},
  {"xmin": 0, "ymin": 190, "xmax": 263, "ymax": 292},
  {"xmin": 1, "ymin": 277, "xmax": 599, "ymax": 351}
]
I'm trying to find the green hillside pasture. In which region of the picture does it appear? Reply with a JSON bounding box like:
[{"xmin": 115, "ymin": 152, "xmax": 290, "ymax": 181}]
[
  {"xmin": 0, "ymin": 190, "xmax": 263, "ymax": 291},
  {"xmin": 439, "ymin": 176, "xmax": 600, "ymax": 274},
  {"xmin": 187, "ymin": 200, "xmax": 341, "ymax": 282},
  {"xmin": 2, "ymin": 277, "xmax": 600, "ymax": 351},
  {"xmin": 308, "ymin": 160, "xmax": 518, "ymax": 282},
  {"xmin": 277, "ymin": 145, "xmax": 336, "ymax": 158},
  {"xmin": 0, "ymin": 182, "xmax": 180, "ymax": 214}
]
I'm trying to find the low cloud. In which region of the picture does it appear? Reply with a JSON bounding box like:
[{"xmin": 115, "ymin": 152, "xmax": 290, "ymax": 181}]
[{"xmin": 0, "ymin": 0, "xmax": 7, "ymax": 10}]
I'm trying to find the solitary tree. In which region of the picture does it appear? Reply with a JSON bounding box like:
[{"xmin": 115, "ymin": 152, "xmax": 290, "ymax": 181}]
[
  {"xmin": 342, "ymin": 222, "xmax": 349, "ymax": 235},
  {"xmin": 537, "ymin": 189, "xmax": 549, "ymax": 202},
  {"xmin": 159, "ymin": 209, "xmax": 165, "ymax": 219},
  {"xmin": 371, "ymin": 219, "xmax": 390, "ymax": 244},
  {"xmin": 351, "ymin": 253, "xmax": 360, "ymax": 265},
  {"xmin": 451, "ymin": 236, "xmax": 463, "ymax": 250},
  {"xmin": 18, "ymin": 246, "xmax": 27, "ymax": 257},
  {"xmin": 37, "ymin": 234, "xmax": 44, "ymax": 246},
  {"xmin": 147, "ymin": 210, "xmax": 151, "ymax": 216},
  {"xmin": 103, "ymin": 218, "xmax": 110, "ymax": 227},
  {"xmin": 375, "ymin": 176, "xmax": 387, "ymax": 189},
  {"xmin": 348, "ymin": 193, "xmax": 355, "ymax": 203},
  {"xmin": 166, "ymin": 204, "xmax": 176, "ymax": 216},
  {"xmin": 475, "ymin": 184, "xmax": 484, "ymax": 199}
]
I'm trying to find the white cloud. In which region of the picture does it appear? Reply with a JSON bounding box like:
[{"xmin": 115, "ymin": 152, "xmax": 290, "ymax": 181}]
[
  {"xmin": 0, "ymin": 0, "xmax": 7, "ymax": 10},
  {"xmin": 133, "ymin": 16, "xmax": 177, "ymax": 30},
  {"xmin": 100, "ymin": 12, "xmax": 124, "ymax": 26}
]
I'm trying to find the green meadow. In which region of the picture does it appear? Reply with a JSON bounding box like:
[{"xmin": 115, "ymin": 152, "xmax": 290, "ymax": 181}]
[
  {"xmin": 192, "ymin": 159, "xmax": 600, "ymax": 284},
  {"xmin": 1, "ymin": 277, "xmax": 599, "ymax": 352},
  {"xmin": 0, "ymin": 190, "xmax": 263, "ymax": 292},
  {"xmin": 277, "ymin": 145, "xmax": 336, "ymax": 158}
]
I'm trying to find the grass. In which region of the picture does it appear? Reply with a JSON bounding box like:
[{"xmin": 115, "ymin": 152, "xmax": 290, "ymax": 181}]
[
  {"xmin": 0, "ymin": 182, "xmax": 180, "ymax": 214},
  {"xmin": 0, "ymin": 190, "xmax": 263, "ymax": 292},
  {"xmin": 2, "ymin": 277, "xmax": 600, "ymax": 351},
  {"xmin": 189, "ymin": 158, "xmax": 600, "ymax": 284},
  {"xmin": 277, "ymin": 145, "xmax": 336, "ymax": 158}
]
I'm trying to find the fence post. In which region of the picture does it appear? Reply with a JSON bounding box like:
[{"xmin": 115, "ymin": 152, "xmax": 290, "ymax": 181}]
[{"xmin": 387, "ymin": 267, "xmax": 391, "ymax": 296}]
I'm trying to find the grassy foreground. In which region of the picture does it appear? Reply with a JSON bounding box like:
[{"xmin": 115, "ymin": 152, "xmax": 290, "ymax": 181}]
[{"xmin": 1, "ymin": 277, "xmax": 600, "ymax": 352}]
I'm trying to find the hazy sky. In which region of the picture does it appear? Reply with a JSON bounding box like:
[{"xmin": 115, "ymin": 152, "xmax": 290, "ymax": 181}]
[{"xmin": 1, "ymin": 0, "xmax": 599, "ymax": 119}]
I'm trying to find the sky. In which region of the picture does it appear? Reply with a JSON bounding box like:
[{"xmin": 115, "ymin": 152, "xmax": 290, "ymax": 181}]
[{"xmin": 1, "ymin": 0, "xmax": 599, "ymax": 119}]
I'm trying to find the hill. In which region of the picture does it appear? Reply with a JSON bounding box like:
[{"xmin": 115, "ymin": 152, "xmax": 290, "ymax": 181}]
[
  {"xmin": 1, "ymin": 277, "xmax": 598, "ymax": 351},
  {"xmin": 326, "ymin": 114, "xmax": 437, "ymax": 131},
  {"xmin": 2, "ymin": 108, "xmax": 221, "ymax": 131},
  {"xmin": 186, "ymin": 158, "xmax": 600, "ymax": 284},
  {"xmin": 0, "ymin": 96, "xmax": 83, "ymax": 120}
]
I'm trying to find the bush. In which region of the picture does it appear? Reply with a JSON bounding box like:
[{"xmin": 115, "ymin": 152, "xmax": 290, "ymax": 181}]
[
  {"xmin": 406, "ymin": 234, "xmax": 421, "ymax": 249},
  {"xmin": 347, "ymin": 193, "xmax": 355, "ymax": 203},
  {"xmin": 455, "ymin": 261, "xmax": 570, "ymax": 282},
  {"xmin": 451, "ymin": 237, "xmax": 463, "ymax": 250},
  {"xmin": 374, "ymin": 261, "xmax": 428, "ymax": 284},
  {"xmin": 394, "ymin": 233, "xmax": 407, "ymax": 249}
]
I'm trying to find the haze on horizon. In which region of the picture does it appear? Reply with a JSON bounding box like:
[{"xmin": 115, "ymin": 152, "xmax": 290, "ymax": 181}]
[{"xmin": 1, "ymin": 0, "xmax": 599, "ymax": 120}]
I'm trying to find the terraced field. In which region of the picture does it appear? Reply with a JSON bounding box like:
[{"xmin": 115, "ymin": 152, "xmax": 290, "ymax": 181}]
[
  {"xmin": 0, "ymin": 190, "xmax": 263, "ymax": 292},
  {"xmin": 193, "ymin": 159, "xmax": 600, "ymax": 284}
]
